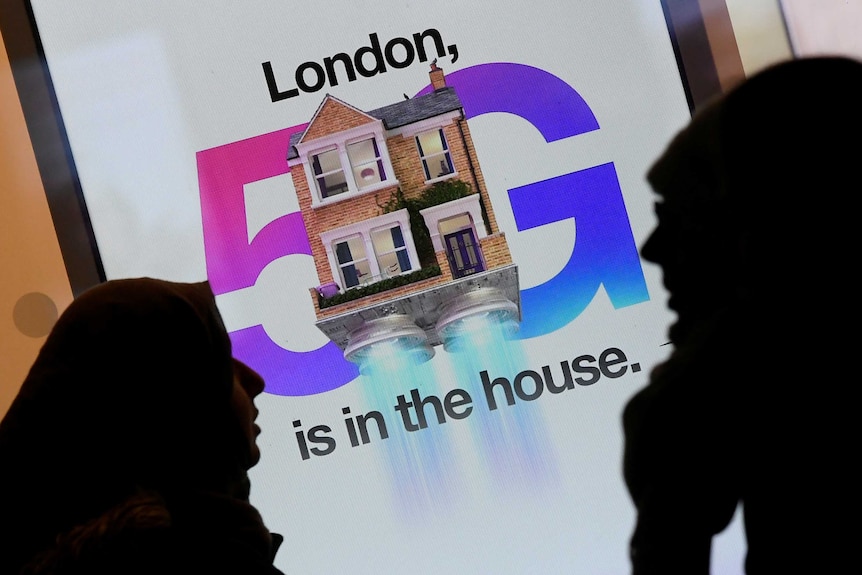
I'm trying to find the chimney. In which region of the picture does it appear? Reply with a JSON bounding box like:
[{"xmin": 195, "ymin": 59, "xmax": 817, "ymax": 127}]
[{"xmin": 429, "ymin": 60, "xmax": 446, "ymax": 90}]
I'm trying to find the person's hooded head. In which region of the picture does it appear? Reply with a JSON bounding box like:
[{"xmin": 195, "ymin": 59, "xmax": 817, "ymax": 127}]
[
  {"xmin": 641, "ymin": 56, "xmax": 862, "ymax": 345},
  {"xmin": 0, "ymin": 278, "xmax": 265, "ymax": 573}
]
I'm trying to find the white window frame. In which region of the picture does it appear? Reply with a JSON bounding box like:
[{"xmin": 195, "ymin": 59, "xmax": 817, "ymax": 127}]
[
  {"xmin": 347, "ymin": 137, "xmax": 387, "ymax": 191},
  {"xmin": 309, "ymin": 146, "xmax": 348, "ymax": 200},
  {"xmin": 331, "ymin": 234, "xmax": 372, "ymax": 289},
  {"xmin": 415, "ymin": 127, "xmax": 455, "ymax": 183},
  {"xmin": 320, "ymin": 209, "xmax": 420, "ymax": 289},
  {"xmin": 392, "ymin": 111, "xmax": 461, "ymax": 184},
  {"xmin": 295, "ymin": 121, "xmax": 397, "ymax": 207},
  {"xmin": 371, "ymin": 224, "xmax": 413, "ymax": 278},
  {"xmin": 419, "ymin": 194, "xmax": 487, "ymax": 252}
]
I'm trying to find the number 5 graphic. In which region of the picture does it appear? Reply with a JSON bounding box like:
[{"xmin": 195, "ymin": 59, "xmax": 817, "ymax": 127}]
[{"xmin": 197, "ymin": 62, "xmax": 648, "ymax": 396}]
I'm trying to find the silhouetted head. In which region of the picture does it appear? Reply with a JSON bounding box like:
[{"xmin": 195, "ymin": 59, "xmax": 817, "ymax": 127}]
[
  {"xmin": 0, "ymin": 278, "xmax": 266, "ymax": 573},
  {"xmin": 641, "ymin": 56, "xmax": 862, "ymax": 345}
]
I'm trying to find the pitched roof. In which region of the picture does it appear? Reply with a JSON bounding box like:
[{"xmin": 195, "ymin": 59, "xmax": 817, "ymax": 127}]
[{"xmin": 287, "ymin": 87, "xmax": 462, "ymax": 160}]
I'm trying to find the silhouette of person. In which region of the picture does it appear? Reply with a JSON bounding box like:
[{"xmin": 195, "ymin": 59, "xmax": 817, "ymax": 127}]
[
  {"xmin": 0, "ymin": 278, "xmax": 285, "ymax": 574},
  {"xmin": 623, "ymin": 56, "xmax": 860, "ymax": 574}
]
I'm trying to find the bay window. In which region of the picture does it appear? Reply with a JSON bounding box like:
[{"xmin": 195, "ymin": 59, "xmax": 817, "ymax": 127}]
[{"xmin": 323, "ymin": 209, "xmax": 418, "ymax": 290}]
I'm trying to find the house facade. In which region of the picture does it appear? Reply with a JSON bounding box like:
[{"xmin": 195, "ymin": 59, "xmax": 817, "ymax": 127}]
[{"xmin": 287, "ymin": 63, "xmax": 520, "ymax": 359}]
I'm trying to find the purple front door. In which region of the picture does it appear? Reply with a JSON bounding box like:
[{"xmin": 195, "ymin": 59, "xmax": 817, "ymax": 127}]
[{"xmin": 444, "ymin": 228, "xmax": 484, "ymax": 278}]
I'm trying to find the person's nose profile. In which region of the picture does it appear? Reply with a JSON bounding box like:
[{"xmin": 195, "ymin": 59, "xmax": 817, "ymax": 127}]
[{"xmin": 235, "ymin": 360, "xmax": 266, "ymax": 398}]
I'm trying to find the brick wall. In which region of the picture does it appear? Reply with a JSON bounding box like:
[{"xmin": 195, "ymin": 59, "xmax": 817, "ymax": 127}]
[
  {"xmin": 456, "ymin": 118, "xmax": 498, "ymax": 235},
  {"xmin": 478, "ymin": 232, "xmax": 512, "ymax": 268},
  {"xmin": 303, "ymin": 98, "xmax": 376, "ymax": 140},
  {"xmin": 435, "ymin": 249, "xmax": 453, "ymax": 279},
  {"xmin": 385, "ymin": 135, "xmax": 425, "ymax": 199},
  {"xmin": 292, "ymin": 161, "xmax": 402, "ymax": 285}
]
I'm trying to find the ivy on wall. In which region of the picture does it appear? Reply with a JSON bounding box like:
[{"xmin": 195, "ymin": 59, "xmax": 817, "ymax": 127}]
[{"xmin": 377, "ymin": 179, "xmax": 472, "ymax": 267}]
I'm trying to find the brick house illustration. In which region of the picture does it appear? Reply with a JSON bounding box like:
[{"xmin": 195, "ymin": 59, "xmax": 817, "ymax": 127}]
[{"xmin": 287, "ymin": 63, "xmax": 520, "ymax": 365}]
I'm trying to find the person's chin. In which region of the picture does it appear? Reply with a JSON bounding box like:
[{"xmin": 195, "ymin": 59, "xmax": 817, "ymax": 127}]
[
  {"xmin": 667, "ymin": 318, "xmax": 692, "ymax": 346},
  {"xmin": 668, "ymin": 305, "xmax": 727, "ymax": 346}
]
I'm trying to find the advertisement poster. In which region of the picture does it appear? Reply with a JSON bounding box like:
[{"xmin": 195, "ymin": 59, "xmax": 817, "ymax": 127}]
[{"xmin": 27, "ymin": 1, "xmax": 745, "ymax": 572}]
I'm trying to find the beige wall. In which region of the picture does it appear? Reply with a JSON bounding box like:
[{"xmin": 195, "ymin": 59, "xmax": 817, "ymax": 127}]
[
  {"xmin": 726, "ymin": 0, "xmax": 793, "ymax": 75},
  {"xmin": 0, "ymin": 34, "xmax": 74, "ymax": 418}
]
